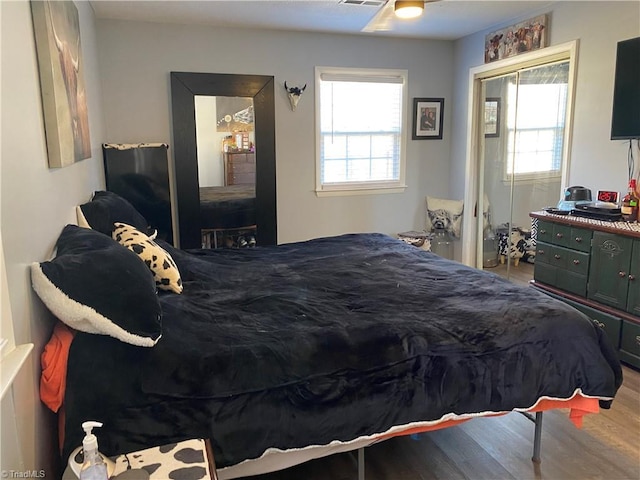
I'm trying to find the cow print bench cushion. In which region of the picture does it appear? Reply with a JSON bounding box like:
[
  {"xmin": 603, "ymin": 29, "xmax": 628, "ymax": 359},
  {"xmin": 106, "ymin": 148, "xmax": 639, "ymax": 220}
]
[
  {"xmin": 113, "ymin": 223, "xmax": 183, "ymax": 294},
  {"xmin": 110, "ymin": 439, "xmax": 213, "ymax": 479}
]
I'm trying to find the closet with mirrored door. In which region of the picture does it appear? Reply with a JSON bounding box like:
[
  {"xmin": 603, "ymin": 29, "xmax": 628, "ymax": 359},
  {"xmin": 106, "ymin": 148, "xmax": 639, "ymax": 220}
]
[{"xmin": 463, "ymin": 42, "xmax": 578, "ymax": 286}]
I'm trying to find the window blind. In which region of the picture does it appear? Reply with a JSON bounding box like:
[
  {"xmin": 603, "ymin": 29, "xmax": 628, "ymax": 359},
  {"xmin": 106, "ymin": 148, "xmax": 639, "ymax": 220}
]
[{"xmin": 319, "ymin": 74, "xmax": 404, "ymax": 186}]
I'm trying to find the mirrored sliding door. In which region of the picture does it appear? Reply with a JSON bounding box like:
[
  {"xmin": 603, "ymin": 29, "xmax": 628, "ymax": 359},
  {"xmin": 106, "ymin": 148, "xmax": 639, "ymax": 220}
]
[{"xmin": 479, "ymin": 61, "xmax": 571, "ymax": 285}]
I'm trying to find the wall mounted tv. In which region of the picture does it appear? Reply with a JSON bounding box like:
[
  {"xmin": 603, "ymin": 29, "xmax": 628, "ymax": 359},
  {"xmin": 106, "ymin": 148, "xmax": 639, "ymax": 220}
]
[{"xmin": 611, "ymin": 36, "xmax": 640, "ymax": 140}]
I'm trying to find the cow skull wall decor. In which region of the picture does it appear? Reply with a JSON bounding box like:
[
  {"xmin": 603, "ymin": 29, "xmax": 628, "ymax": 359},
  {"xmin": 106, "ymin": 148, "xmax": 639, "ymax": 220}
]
[{"xmin": 284, "ymin": 82, "xmax": 306, "ymax": 111}]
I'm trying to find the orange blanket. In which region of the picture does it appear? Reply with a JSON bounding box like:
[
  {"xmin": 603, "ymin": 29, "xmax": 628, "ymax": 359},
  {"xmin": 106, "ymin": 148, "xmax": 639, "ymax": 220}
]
[
  {"xmin": 40, "ymin": 322, "xmax": 75, "ymax": 413},
  {"xmin": 377, "ymin": 394, "xmax": 601, "ymax": 443}
]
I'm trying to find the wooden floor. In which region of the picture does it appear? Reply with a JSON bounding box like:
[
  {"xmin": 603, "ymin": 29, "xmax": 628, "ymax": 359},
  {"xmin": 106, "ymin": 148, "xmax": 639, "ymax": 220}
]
[
  {"xmin": 484, "ymin": 260, "xmax": 535, "ymax": 287},
  {"xmin": 241, "ymin": 366, "xmax": 639, "ymax": 480},
  {"xmin": 240, "ymin": 263, "xmax": 640, "ymax": 480}
]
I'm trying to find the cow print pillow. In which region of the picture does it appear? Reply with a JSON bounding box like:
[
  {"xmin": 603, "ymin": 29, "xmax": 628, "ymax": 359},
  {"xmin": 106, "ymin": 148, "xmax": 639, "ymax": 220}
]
[{"xmin": 113, "ymin": 223, "xmax": 183, "ymax": 294}]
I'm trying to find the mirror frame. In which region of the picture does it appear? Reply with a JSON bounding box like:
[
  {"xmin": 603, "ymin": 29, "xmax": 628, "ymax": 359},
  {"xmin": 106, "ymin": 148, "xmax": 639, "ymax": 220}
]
[{"xmin": 170, "ymin": 71, "xmax": 277, "ymax": 249}]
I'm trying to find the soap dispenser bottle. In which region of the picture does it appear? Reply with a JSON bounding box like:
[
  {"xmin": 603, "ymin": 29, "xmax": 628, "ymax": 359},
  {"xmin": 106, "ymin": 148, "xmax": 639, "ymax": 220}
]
[{"xmin": 79, "ymin": 421, "xmax": 109, "ymax": 480}]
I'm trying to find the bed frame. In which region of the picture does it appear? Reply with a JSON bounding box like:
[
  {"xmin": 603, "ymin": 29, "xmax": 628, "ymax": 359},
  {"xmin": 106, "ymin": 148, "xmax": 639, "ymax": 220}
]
[{"xmin": 351, "ymin": 411, "xmax": 543, "ymax": 480}]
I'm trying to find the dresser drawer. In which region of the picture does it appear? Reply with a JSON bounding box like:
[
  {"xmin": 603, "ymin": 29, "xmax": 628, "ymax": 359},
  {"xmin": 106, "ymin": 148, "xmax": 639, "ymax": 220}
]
[
  {"xmin": 563, "ymin": 249, "xmax": 590, "ymax": 276},
  {"xmin": 620, "ymin": 320, "xmax": 640, "ymax": 368},
  {"xmin": 534, "ymin": 260, "xmax": 557, "ymax": 285},
  {"xmin": 568, "ymin": 227, "xmax": 592, "ymax": 253},
  {"xmin": 228, "ymin": 162, "xmax": 255, "ymax": 174},
  {"xmin": 538, "ymin": 291, "xmax": 622, "ymax": 350},
  {"xmin": 536, "ymin": 221, "xmax": 555, "ymax": 244},
  {"xmin": 229, "ymin": 173, "xmax": 255, "ymax": 185},
  {"xmin": 561, "ymin": 298, "xmax": 622, "ymax": 349},
  {"xmin": 556, "ymin": 270, "xmax": 588, "ymax": 297},
  {"xmin": 534, "ymin": 243, "xmax": 588, "ymax": 295},
  {"xmin": 551, "ymin": 223, "xmax": 572, "ymax": 248},
  {"xmin": 620, "ymin": 320, "xmax": 640, "ymax": 357},
  {"xmin": 538, "ymin": 243, "xmax": 586, "ymax": 271},
  {"xmin": 535, "ymin": 241, "xmax": 556, "ymax": 265}
]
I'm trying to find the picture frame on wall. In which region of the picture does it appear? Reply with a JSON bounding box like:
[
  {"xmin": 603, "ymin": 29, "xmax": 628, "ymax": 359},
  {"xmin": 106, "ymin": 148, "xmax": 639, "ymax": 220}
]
[
  {"xmin": 412, "ymin": 98, "xmax": 444, "ymax": 140},
  {"xmin": 484, "ymin": 14, "xmax": 548, "ymax": 63},
  {"xmin": 31, "ymin": 0, "xmax": 92, "ymax": 168},
  {"xmin": 484, "ymin": 97, "xmax": 500, "ymax": 138}
]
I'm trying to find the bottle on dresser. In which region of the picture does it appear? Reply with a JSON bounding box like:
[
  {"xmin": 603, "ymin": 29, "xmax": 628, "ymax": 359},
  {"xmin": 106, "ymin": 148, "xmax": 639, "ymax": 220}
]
[
  {"xmin": 636, "ymin": 178, "xmax": 640, "ymax": 222},
  {"xmin": 621, "ymin": 178, "xmax": 639, "ymax": 222}
]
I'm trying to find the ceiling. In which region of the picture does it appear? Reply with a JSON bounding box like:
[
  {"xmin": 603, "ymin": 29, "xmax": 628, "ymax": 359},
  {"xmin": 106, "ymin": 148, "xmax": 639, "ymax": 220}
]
[{"xmin": 90, "ymin": 0, "xmax": 555, "ymax": 40}]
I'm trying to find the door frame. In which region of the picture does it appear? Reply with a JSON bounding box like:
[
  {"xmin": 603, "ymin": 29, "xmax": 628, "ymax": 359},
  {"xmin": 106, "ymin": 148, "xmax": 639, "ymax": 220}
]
[{"xmin": 461, "ymin": 40, "xmax": 579, "ymax": 267}]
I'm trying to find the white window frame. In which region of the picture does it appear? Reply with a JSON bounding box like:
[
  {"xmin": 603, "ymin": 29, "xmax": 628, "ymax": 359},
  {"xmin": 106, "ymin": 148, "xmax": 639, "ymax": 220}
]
[
  {"xmin": 502, "ymin": 76, "xmax": 568, "ymax": 184},
  {"xmin": 315, "ymin": 66, "xmax": 408, "ymax": 197}
]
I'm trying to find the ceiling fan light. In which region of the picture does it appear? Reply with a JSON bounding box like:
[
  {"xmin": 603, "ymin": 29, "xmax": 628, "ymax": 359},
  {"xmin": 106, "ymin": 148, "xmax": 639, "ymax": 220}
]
[{"xmin": 394, "ymin": 0, "xmax": 424, "ymax": 19}]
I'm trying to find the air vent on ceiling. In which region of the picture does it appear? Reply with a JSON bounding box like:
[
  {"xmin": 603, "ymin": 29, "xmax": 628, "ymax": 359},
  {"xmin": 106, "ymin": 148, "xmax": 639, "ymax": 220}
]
[{"xmin": 340, "ymin": 0, "xmax": 386, "ymax": 7}]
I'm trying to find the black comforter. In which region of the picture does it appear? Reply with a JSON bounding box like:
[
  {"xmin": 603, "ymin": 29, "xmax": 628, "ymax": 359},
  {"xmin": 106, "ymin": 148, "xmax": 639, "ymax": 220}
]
[
  {"xmin": 199, "ymin": 185, "xmax": 255, "ymax": 230},
  {"xmin": 62, "ymin": 233, "xmax": 622, "ymax": 468}
]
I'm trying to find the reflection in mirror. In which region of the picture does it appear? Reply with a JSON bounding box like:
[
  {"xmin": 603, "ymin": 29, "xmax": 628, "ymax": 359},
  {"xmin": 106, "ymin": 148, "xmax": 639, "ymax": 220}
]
[
  {"xmin": 195, "ymin": 96, "xmax": 256, "ymax": 187},
  {"xmin": 195, "ymin": 95, "xmax": 257, "ymax": 248}
]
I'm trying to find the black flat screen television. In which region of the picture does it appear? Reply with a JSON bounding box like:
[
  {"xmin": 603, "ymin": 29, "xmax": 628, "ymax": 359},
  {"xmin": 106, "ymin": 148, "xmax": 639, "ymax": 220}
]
[{"xmin": 611, "ymin": 36, "xmax": 640, "ymax": 140}]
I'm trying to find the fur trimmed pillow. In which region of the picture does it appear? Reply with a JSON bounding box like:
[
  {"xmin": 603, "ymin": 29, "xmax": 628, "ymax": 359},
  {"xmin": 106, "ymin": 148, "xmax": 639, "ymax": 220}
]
[
  {"xmin": 113, "ymin": 223, "xmax": 183, "ymax": 294},
  {"xmin": 77, "ymin": 191, "xmax": 154, "ymax": 238},
  {"xmin": 31, "ymin": 225, "xmax": 162, "ymax": 347},
  {"xmin": 425, "ymin": 196, "xmax": 464, "ymax": 238}
]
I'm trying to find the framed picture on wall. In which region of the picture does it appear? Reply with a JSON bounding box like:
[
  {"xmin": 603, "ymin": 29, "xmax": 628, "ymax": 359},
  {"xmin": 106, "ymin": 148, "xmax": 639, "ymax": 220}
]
[
  {"xmin": 484, "ymin": 14, "xmax": 548, "ymax": 63},
  {"xmin": 31, "ymin": 0, "xmax": 92, "ymax": 168},
  {"xmin": 412, "ymin": 98, "xmax": 444, "ymax": 140},
  {"xmin": 484, "ymin": 97, "xmax": 500, "ymax": 137}
]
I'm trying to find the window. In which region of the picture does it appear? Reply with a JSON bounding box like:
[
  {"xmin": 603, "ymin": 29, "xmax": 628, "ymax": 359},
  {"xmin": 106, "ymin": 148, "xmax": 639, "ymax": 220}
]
[
  {"xmin": 504, "ymin": 62, "xmax": 569, "ymax": 181},
  {"xmin": 315, "ymin": 67, "xmax": 408, "ymax": 195}
]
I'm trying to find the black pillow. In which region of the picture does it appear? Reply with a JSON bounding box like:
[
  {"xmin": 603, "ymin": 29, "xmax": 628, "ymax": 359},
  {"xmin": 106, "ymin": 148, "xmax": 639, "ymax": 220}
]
[
  {"xmin": 31, "ymin": 225, "xmax": 162, "ymax": 347},
  {"xmin": 76, "ymin": 191, "xmax": 151, "ymax": 236}
]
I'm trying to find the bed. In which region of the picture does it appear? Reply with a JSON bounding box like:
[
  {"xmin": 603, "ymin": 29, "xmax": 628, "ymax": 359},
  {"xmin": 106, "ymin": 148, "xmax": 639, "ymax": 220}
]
[
  {"xmin": 199, "ymin": 185, "xmax": 256, "ymax": 230},
  {"xmin": 33, "ymin": 192, "xmax": 622, "ymax": 480}
]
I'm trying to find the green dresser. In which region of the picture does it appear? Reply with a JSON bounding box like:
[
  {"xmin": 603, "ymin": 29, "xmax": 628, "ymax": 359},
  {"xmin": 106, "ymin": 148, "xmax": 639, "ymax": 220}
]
[
  {"xmin": 531, "ymin": 211, "xmax": 640, "ymax": 369},
  {"xmin": 534, "ymin": 220, "xmax": 592, "ymax": 296}
]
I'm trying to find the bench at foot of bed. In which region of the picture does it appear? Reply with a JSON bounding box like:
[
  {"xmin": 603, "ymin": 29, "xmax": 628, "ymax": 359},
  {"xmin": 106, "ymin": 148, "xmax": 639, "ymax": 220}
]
[{"xmin": 62, "ymin": 439, "xmax": 218, "ymax": 480}]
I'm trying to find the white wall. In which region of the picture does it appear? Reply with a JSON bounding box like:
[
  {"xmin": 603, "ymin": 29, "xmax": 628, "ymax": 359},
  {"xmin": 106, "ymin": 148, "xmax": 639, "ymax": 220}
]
[
  {"xmin": 95, "ymin": 20, "xmax": 454, "ymax": 244},
  {"xmin": 0, "ymin": 0, "xmax": 105, "ymax": 474},
  {"xmin": 195, "ymin": 95, "xmax": 224, "ymax": 187},
  {"xmin": 451, "ymin": 1, "xmax": 640, "ymax": 203}
]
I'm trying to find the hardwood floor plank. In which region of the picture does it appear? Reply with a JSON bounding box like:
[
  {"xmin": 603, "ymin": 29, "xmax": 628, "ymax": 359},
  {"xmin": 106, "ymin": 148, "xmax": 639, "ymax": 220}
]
[
  {"xmin": 396, "ymin": 435, "xmax": 467, "ymax": 480},
  {"xmin": 423, "ymin": 426, "xmax": 516, "ymax": 480}
]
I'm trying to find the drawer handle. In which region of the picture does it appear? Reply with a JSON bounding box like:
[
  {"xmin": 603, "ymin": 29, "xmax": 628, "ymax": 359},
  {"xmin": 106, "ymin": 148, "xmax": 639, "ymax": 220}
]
[
  {"xmin": 619, "ymin": 271, "xmax": 627, "ymax": 278},
  {"xmin": 556, "ymin": 233, "xmax": 564, "ymax": 239},
  {"xmin": 575, "ymin": 237, "xmax": 582, "ymax": 243},
  {"xmin": 540, "ymin": 229, "xmax": 547, "ymax": 234},
  {"xmin": 572, "ymin": 259, "xmax": 580, "ymax": 265},
  {"xmin": 594, "ymin": 320, "xmax": 605, "ymax": 329},
  {"xmin": 636, "ymin": 335, "xmax": 640, "ymax": 346},
  {"xmin": 554, "ymin": 254, "xmax": 561, "ymax": 260},
  {"xmin": 629, "ymin": 274, "xmax": 636, "ymax": 281},
  {"xmin": 538, "ymin": 249, "xmax": 545, "ymax": 255}
]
